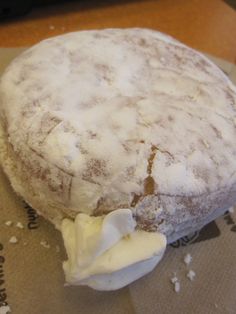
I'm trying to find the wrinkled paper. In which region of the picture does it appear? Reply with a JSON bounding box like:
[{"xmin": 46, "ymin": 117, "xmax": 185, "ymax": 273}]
[{"xmin": 0, "ymin": 48, "xmax": 236, "ymax": 314}]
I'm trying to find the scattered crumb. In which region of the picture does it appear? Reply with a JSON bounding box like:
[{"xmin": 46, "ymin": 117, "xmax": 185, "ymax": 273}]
[
  {"xmin": 170, "ymin": 276, "xmax": 178, "ymax": 284},
  {"xmin": 187, "ymin": 270, "xmax": 196, "ymax": 281},
  {"xmin": 184, "ymin": 253, "xmax": 192, "ymax": 265},
  {"xmin": 23, "ymin": 242, "xmax": 28, "ymax": 246},
  {"xmin": 228, "ymin": 207, "xmax": 234, "ymax": 214},
  {"xmin": 174, "ymin": 281, "xmax": 180, "ymax": 293},
  {"xmin": 215, "ymin": 303, "xmax": 219, "ymax": 308},
  {"xmin": 16, "ymin": 222, "xmax": 24, "ymax": 229},
  {"xmin": 160, "ymin": 57, "xmax": 166, "ymax": 63},
  {"xmin": 169, "ymin": 255, "xmax": 195, "ymax": 293},
  {"xmin": 170, "ymin": 274, "xmax": 180, "ymax": 293},
  {"xmin": 49, "ymin": 25, "xmax": 55, "ymax": 30},
  {"xmin": 40, "ymin": 240, "xmax": 50, "ymax": 249},
  {"xmin": 9, "ymin": 236, "xmax": 18, "ymax": 244},
  {"xmin": 0, "ymin": 305, "xmax": 11, "ymax": 314},
  {"xmin": 55, "ymin": 245, "xmax": 60, "ymax": 253},
  {"xmin": 5, "ymin": 221, "xmax": 12, "ymax": 227}
]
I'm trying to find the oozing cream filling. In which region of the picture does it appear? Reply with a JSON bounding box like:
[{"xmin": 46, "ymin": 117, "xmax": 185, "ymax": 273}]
[{"xmin": 61, "ymin": 208, "xmax": 167, "ymax": 291}]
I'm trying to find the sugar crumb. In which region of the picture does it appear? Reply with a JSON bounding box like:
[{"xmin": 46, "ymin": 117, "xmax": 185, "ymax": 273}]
[
  {"xmin": 174, "ymin": 281, "xmax": 180, "ymax": 293},
  {"xmin": 9, "ymin": 236, "xmax": 18, "ymax": 244},
  {"xmin": 40, "ymin": 240, "xmax": 50, "ymax": 249},
  {"xmin": 170, "ymin": 276, "xmax": 178, "ymax": 284},
  {"xmin": 0, "ymin": 305, "xmax": 11, "ymax": 314},
  {"xmin": 5, "ymin": 221, "xmax": 12, "ymax": 227},
  {"xmin": 16, "ymin": 222, "xmax": 24, "ymax": 229},
  {"xmin": 187, "ymin": 270, "xmax": 196, "ymax": 281},
  {"xmin": 184, "ymin": 253, "xmax": 192, "ymax": 265},
  {"xmin": 49, "ymin": 25, "xmax": 55, "ymax": 30},
  {"xmin": 170, "ymin": 274, "xmax": 180, "ymax": 293}
]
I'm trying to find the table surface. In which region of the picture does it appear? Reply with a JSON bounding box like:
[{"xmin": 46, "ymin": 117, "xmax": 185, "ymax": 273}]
[{"xmin": 0, "ymin": 0, "xmax": 236, "ymax": 63}]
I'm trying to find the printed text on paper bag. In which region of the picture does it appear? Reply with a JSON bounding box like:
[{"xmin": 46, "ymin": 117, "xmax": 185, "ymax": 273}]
[
  {"xmin": 0, "ymin": 243, "xmax": 8, "ymax": 308},
  {"xmin": 23, "ymin": 201, "xmax": 39, "ymax": 230}
]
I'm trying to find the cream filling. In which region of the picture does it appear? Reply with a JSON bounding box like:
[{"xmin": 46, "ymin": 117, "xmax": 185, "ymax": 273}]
[{"xmin": 61, "ymin": 208, "xmax": 167, "ymax": 291}]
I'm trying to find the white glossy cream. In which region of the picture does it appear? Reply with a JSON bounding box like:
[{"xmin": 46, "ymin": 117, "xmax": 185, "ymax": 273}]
[{"xmin": 61, "ymin": 208, "xmax": 167, "ymax": 290}]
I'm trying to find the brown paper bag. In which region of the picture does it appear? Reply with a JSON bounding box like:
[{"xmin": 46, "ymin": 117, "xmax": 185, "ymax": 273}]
[{"xmin": 0, "ymin": 48, "xmax": 236, "ymax": 314}]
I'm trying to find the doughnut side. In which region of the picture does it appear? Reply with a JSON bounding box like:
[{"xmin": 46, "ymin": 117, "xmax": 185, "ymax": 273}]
[{"xmin": 1, "ymin": 117, "xmax": 236, "ymax": 243}]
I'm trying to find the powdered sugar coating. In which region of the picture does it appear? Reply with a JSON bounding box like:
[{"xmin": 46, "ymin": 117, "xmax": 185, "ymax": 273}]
[{"xmin": 0, "ymin": 29, "xmax": 236, "ymax": 239}]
